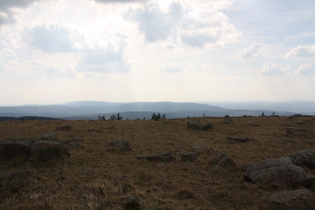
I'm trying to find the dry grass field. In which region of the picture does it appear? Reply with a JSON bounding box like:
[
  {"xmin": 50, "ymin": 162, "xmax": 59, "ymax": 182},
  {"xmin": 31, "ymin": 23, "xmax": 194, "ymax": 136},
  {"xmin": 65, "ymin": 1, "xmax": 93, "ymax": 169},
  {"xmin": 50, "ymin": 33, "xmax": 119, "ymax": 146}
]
[{"xmin": 0, "ymin": 115, "xmax": 314, "ymax": 209}]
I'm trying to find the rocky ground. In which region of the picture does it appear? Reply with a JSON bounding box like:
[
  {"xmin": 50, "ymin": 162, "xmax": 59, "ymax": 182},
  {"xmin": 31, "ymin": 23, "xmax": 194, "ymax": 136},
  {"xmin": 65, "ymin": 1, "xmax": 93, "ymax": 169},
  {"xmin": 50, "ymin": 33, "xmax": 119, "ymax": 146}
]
[{"xmin": 0, "ymin": 115, "xmax": 315, "ymax": 209}]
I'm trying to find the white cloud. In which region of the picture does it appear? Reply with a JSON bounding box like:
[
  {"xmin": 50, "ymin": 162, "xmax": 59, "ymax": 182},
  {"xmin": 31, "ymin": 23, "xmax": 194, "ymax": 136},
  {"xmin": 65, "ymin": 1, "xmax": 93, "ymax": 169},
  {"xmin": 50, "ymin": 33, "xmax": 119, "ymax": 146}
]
[
  {"xmin": 160, "ymin": 64, "xmax": 182, "ymax": 73},
  {"xmin": 296, "ymin": 63, "xmax": 313, "ymax": 75},
  {"xmin": 126, "ymin": 1, "xmax": 240, "ymax": 47},
  {"xmin": 28, "ymin": 24, "xmax": 73, "ymax": 53},
  {"xmin": 242, "ymin": 42, "xmax": 261, "ymax": 58},
  {"xmin": 44, "ymin": 66, "xmax": 76, "ymax": 78},
  {"xmin": 126, "ymin": 1, "xmax": 184, "ymax": 42},
  {"xmin": 285, "ymin": 45, "xmax": 315, "ymax": 58},
  {"xmin": 180, "ymin": 32, "xmax": 220, "ymax": 48},
  {"xmin": 260, "ymin": 62, "xmax": 289, "ymax": 76},
  {"xmin": 80, "ymin": 39, "xmax": 130, "ymax": 73}
]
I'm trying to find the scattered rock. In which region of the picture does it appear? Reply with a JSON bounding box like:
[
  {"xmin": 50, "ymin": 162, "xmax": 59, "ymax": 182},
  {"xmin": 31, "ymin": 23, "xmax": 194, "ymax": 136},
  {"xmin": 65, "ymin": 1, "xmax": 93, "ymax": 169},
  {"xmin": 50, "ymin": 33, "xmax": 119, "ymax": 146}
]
[
  {"xmin": 0, "ymin": 138, "xmax": 38, "ymax": 161},
  {"xmin": 287, "ymin": 128, "xmax": 309, "ymax": 136},
  {"xmin": 296, "ymin": 121, "xmax": 306, "ymax": 125},
  {"xmin": 137, "ymin": 151, "xmax": 179, "ymax": 162},
  {"xmin": 244, "ymin": 158, "xmax": 315, "ymax": 187},
  {"xmin": 33, "ymin": 141, "xmax": 70, "ymax": 161},
  {"xmin": 0, "ymin": 170, "xmax": 32, "ymax": 197},
  {"xmin": 281, "ymin": 149, "xmax": 315, "ymax": 169},
  {"xmin": 187, "ymin": 120, "xmax": 212, "ymax": 131},
  {"xmin": 268, "ymin": 189, "xmax": 315, "ymax": 210},
  {"xmin": 56, "ymin": 125, "xmax": 71, "ymax": 131},
  {"xmin": 122, "ymin": 196, "xmax": 141, "ymax": 210},
  {"xmin": 181, "ymin": 152, "xmax": 197, "ymax": 162},
  {"xmin": 211, "ymin": 152, "xmax": 236, "ymax": 168},
  {"xmin": 40, "ymin": 133, "xmax": 59, "ymax": 141},
  {"xmin": 107, "ymin": 140, "xmax": 130, "ymax": 152},
  {"xmin": 192, "ymin": 146, "xmax": 209, "ymax": 154},
  {"xmin": 227, "ymin": 136, "xmax": 251, "ymax": 143}
]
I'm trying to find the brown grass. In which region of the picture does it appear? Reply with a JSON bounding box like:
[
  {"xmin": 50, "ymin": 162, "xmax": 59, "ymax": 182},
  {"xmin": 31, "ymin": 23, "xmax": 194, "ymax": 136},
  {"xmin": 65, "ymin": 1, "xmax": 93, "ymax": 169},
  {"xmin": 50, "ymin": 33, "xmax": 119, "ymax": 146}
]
[{"xmin": 0, "ymin": 116, "xmax": 314, "ymax": 209}]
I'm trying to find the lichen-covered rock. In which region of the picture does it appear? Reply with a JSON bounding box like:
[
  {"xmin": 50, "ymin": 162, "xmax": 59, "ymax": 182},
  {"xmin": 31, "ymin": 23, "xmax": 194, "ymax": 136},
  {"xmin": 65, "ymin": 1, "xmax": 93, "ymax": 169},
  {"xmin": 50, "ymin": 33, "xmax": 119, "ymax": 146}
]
[
  {"xmin": 33, "ymin": 141, "xmax": 70, "ymax": 161},
  {"xmin": 244, "ymin": 158, "xmax": 315, "ymax": 187},
  {"xmin": 281, "ymin": 149, "xmax": 315, "ymax": 169},
  {"xmin": 0, "ymin": 138, "xmax": 38, "ymax": 161},
  {"xmin": 268, "ymin": 189, "xmax": 315, "ymax": 210}
]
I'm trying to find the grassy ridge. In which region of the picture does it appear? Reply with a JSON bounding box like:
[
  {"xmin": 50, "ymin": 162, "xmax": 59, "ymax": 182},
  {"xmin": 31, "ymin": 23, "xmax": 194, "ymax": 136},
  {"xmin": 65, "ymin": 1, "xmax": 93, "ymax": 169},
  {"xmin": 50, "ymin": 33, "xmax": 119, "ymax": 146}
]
[{"xmin": 0, "ymin": 116, "xmax": 314, "ymax": 209}]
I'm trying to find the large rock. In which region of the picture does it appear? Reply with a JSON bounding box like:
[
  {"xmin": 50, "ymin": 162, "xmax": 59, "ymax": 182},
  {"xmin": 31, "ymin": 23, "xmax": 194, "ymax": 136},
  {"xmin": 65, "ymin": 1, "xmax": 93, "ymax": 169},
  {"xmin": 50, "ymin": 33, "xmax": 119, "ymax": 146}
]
[
  {"xmin": 268, "ymin": 189, "xmax": 315, "ymax": 210},
  {"xmin": 187, "ymin": 120, "xmax": 212, "ymax": 131},
  {"xmin": 244, "ymin": 158, "xmax": 315, "ymax": 187},
  {"xmin": 0, "ymin": 138, "xmax": 70, "ymax": 162},
  {"xmin": 0, "ymin": 170, "xmax": 32, "ymax": 197},
  {"xmin": 33, "ymin": 141, "xmax": 70, "ymax": 161},
  {"xmin": 281, "ymin": 149, "xmax": 315, "ymax": 169},
  {"xmin": 0, "ymin": 138, "xmax": 38, "ymax": 161}
]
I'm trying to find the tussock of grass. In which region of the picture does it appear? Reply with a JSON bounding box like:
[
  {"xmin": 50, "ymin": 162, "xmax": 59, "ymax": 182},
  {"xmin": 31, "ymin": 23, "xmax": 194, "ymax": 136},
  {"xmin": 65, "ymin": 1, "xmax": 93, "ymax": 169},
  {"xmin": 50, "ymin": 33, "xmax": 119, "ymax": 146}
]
[{"xmin": 0, "ymin": 116, "xmax": 314, "ymax": 209}]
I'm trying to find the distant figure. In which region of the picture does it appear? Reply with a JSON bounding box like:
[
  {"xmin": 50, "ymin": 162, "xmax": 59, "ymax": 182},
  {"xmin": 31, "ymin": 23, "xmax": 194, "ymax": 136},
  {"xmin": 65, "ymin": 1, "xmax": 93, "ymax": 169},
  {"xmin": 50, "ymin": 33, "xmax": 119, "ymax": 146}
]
[{"xmin": 261, "ymin": 112, "xmax": 265, "ymax": 117}]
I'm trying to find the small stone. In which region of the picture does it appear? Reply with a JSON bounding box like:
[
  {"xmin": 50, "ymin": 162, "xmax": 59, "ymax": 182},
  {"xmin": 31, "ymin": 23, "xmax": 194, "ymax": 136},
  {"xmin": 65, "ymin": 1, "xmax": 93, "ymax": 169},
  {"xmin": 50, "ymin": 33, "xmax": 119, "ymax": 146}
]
[
  {"xmin": 181, "ymin": 152, "xmax": 197, "ymax": 162},
  {"xmin": 122, "ymin": 196, "xmax": 140, "ymax": 210},
  {"xmin": 211, "ymin": 152, "xmax": 236, "ymax": 168}
]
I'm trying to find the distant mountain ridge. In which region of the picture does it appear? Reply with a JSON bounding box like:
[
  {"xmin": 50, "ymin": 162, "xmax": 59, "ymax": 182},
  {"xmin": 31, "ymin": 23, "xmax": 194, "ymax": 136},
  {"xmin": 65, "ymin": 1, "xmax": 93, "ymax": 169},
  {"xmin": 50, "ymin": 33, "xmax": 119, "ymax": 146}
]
[{"xmin": 0, "ymin": 101, "xmax": 302, "ymax": 120}]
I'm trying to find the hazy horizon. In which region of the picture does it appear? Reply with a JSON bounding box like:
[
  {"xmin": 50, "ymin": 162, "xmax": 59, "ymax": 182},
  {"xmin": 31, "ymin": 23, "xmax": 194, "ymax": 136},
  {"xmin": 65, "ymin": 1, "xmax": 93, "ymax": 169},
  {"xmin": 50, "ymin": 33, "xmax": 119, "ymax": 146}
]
[
  {"xmin": 1, "ymin": 0, "xmax": 315, "ymax": 105},
  {"xmin": 1, "ymin": 99, "xmax": 315, "ymax": 107}
]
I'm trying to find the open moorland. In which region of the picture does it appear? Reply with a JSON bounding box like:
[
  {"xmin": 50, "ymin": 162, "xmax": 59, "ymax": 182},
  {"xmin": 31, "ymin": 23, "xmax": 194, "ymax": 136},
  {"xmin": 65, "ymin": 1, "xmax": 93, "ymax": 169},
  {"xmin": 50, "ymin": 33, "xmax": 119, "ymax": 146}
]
[{"xmin": 0, "ymin": 115, "xmax": 315, "ymax": 209}]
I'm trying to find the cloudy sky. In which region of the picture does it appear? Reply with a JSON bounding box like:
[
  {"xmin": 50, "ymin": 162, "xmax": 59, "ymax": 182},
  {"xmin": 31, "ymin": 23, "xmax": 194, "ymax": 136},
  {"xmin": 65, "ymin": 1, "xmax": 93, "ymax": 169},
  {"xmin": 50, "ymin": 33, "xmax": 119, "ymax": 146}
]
[{"xmin": 0, "ymin": 0, "xmax": 314, "ymax": 105}]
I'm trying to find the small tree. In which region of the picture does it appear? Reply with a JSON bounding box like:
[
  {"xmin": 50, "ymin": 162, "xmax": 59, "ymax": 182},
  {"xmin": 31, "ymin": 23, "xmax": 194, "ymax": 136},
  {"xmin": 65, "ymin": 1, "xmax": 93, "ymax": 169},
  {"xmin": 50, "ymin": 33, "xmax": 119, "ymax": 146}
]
[
  {"xmin": 117, "ymin": 112, "xmax": 122, "ymax": 120},
  {"xmin": 151, "ymin": 113, "xmax": 157, "ymax": 120}
]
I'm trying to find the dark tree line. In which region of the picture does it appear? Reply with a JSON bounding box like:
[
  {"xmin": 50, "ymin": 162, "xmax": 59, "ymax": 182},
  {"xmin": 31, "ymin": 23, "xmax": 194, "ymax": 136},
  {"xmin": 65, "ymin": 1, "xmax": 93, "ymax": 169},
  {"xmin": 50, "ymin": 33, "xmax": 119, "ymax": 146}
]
[
  {"xmin": 99, "ymin": 112, "xmax": 122, "ymax": 120},
  {"xmin": 151, "ymin": 113, "xmax": 165, "ymax": 121}
]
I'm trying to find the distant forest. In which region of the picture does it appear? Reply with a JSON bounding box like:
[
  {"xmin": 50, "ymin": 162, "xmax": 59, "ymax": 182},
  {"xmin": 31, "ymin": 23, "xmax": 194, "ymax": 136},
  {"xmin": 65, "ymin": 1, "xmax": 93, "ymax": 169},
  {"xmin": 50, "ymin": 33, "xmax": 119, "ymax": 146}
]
[{"xmin": 0, "ymin": 116, "xmax": 63, "ymax": 121}]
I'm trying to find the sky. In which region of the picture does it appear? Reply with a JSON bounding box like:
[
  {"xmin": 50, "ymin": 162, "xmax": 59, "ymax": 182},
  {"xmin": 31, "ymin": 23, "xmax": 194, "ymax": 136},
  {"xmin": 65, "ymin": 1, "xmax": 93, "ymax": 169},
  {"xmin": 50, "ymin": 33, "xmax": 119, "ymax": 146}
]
[{"xmin": 0, "ymin": 0, "xmax": 315, "ymax": 105}]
